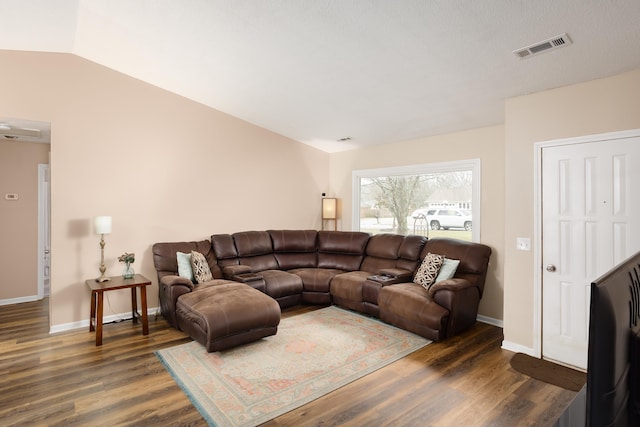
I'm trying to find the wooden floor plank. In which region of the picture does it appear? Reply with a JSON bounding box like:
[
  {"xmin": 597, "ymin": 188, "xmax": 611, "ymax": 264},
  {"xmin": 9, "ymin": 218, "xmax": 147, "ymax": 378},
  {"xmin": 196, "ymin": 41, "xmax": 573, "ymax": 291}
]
[{"xmin": 0, "ymin": 298, "xmax": 577, "ymax": 426}]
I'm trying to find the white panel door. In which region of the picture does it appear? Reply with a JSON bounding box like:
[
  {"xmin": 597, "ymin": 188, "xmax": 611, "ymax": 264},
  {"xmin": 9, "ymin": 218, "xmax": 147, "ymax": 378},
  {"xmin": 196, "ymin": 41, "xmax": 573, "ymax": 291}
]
[{"xmin": 542, "ymin": 136, "xmax": 640, "ymax": 369}]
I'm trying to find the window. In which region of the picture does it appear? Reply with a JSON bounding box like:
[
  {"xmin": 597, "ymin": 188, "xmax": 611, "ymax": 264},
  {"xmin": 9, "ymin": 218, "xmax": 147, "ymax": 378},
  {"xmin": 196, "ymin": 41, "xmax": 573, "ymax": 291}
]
[{"xmin": 352, "ymin": 159, "xmax": 480, "ymax": 242}]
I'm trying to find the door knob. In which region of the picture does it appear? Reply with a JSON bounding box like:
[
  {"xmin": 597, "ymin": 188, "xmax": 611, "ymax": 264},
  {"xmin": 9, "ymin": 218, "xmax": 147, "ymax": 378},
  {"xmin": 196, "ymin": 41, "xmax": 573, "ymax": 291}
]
[{"xmin": 546, "ymin": 264, "xmax": 557, "ymax": 272}]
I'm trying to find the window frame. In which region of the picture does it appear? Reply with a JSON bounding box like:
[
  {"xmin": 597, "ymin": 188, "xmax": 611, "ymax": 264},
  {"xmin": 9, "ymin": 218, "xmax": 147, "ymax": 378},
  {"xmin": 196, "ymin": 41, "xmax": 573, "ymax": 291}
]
[{"xmin": 351, "ymin": 159, "xmax": 481, "ymax": 242}]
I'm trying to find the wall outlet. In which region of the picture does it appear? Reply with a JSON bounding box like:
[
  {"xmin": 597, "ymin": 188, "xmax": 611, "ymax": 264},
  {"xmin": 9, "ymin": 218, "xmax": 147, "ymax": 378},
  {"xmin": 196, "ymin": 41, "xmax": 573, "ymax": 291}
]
[{"xmin": 516, "ymin": 237, "xmax": 531, "ymax": 251}]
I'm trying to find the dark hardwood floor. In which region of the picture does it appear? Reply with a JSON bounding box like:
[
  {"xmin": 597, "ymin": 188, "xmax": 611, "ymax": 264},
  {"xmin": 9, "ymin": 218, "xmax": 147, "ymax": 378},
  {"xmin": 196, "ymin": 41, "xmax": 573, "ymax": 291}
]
[{"xmin": 0, "ymin": 298, "xmax": 577, "ymax": 426}]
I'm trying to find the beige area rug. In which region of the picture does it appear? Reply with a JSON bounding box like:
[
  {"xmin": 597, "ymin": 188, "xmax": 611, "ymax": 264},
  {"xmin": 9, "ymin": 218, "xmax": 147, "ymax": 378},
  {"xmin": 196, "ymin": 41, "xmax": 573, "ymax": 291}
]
[
  {"xmin": 156, "ymin": 306, "xmax": 431, "ymax": 427},
  {"xmin": 510, "ymin": 353, "xmax": 586, "ymax": 392}
]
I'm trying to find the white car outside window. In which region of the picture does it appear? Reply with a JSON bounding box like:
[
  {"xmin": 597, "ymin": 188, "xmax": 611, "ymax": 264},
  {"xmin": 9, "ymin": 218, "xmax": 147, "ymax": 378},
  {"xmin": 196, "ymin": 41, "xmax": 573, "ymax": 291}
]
[{"xmin": 412, "ymin": 208, "xmax": 472, "ymax": 231}]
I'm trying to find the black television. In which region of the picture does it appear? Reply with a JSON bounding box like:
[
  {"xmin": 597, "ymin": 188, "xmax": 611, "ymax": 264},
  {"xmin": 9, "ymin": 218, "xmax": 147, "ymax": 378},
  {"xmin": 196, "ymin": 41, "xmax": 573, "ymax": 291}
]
[{"xmin": 586, "ymin": 251, "xmax": 640, "ymax": 426}]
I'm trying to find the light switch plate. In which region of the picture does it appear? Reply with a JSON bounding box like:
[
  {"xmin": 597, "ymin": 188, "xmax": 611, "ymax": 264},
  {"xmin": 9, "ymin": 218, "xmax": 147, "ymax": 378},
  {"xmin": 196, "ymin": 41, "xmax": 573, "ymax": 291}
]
[
  {"xmin": 4, "ymin": 193, "xmax": 18, "ymax": 201},
  {"xmin": 516, "ymin": 237, "xmax": 531, "ymax": 251}
]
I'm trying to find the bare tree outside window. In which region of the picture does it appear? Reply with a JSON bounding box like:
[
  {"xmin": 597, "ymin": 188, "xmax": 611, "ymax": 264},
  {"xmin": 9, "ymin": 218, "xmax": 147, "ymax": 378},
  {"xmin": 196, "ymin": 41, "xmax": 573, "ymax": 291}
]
[{"xmin": 365, "ymin": 175, "xmax": 427, "ymax": 235}]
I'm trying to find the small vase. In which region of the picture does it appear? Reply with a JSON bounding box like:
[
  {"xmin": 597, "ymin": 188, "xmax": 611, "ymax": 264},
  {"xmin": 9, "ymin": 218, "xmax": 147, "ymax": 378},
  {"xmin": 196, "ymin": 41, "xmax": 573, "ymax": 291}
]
[{"xmin": 122, "ymin": 263, "xmax": 135, "ymax": 279}]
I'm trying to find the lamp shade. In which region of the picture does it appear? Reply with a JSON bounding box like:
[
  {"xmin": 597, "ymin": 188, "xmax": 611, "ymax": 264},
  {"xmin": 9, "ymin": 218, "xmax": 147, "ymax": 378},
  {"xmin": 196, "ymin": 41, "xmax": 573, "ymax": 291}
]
[
  {"xmin": 94, "ymin": 216, "xmax": 112, "ymax": 235},
  {"xmin": 322, "ymin": 198, "xmax": 337, "ymax": 220}
]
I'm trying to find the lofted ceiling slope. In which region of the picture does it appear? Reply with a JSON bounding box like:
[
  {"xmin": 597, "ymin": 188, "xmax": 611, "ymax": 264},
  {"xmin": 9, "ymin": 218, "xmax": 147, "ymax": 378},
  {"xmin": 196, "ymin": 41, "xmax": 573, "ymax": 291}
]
[{"xmin": 1, "ymin": 0, "xmax": 639, "ymax": 152}]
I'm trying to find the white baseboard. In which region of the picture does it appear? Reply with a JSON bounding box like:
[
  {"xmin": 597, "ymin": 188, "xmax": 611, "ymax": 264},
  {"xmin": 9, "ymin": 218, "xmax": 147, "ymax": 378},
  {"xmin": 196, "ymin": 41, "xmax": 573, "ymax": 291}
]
[
  {"xmin": 476, "ymin": 314, "xmax": 503, "ymax": 328},
  {"xmin": 475, "ymin": 317, "xmax": 537, "ymax": 357},
  {"xmin": 50, "ymin": 319, "xmax": 87, "ymax": 334},
  {"xmin": 0, "ymin": 295, "xmax": 40, "ymax": 306},
  {"xmin": 50, "ymin": 306, "xmax": 161, "ymax": 334},
  {"xmin": 501, "ymin": 340, "xmax": 536, "ymax": 356}
]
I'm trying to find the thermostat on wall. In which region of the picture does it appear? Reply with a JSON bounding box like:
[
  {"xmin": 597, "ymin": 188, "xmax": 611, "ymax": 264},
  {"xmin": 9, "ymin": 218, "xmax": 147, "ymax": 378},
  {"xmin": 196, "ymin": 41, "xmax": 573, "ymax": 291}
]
[{"xmin": 5, "ymin": 193, "xmax": 19, "ymax": 201}]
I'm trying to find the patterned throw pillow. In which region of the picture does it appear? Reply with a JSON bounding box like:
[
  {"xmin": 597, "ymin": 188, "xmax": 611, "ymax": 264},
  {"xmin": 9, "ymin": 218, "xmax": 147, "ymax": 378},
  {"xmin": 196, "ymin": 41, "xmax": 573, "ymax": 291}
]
[
  {"xmin": 414, "ymin": 252, "xmax": 445, "ymax": 290},
  {"xmin": 190, "ymin": 251, "xmax": 213, "ymax": 283}
]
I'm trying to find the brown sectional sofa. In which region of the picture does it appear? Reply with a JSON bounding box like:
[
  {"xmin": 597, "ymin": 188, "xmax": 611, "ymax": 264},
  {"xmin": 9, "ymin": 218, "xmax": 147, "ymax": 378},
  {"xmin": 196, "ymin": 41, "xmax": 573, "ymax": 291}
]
[{"xmin": 152, "ymin": 230, "xmax": 491, "ymax": 350}]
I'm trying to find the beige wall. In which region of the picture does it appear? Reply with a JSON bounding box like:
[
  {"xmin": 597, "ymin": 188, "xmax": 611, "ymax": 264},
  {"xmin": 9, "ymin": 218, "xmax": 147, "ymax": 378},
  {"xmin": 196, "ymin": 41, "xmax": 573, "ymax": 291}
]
[
  {"xmin": 0, "ymin": 50, "xmax": 329, "ymax": 328},
  {"xmin": 329, "ymin": 125, "xmax": 506, "ymax": 321},
  {"xmin": 0, "ymin": 140, "xmax": 50, "ymax": 301},
  {"xmin": 503, "ymin": 68, "xmax": 640, "ymax": 351}
]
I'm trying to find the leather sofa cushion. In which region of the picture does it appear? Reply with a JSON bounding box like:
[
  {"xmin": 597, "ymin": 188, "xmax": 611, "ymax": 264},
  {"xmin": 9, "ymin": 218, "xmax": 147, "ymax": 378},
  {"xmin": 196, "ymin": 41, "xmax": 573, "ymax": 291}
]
[
  {"xmin": 359, "ymin": 257, "xmax": 399, "ymax": 275},
  {"xmin": 360, "ymin": 234, "xmax": 426, "ymax": 274},
  {"xmin": 318, "ymin": 231, "xmax": 369, "ymax": 254},
  {"xmin": 318, "ymin": 253, "xmax": 364, "ymax": 271},
  {"xmin": 364, "ymin": 234, "xmax": 404, "ymax": 259},
  {"xmin": 269, "ymin": 229, "xmax": 318, "ymax": 252},
  {"xmin": 359, "ymin": 234, "xmax": 403, "ymax": 273},
  {"xmin": 269, "ymin": 230, "xmax": 318, "ymax": 269},
  {"xmin": 399, "ymin": 235, "xmax": 428, "ymax": 260},
  {"xmin": 232, "ymin": 231, "xmax": 279, "ymax": 271},
  {"xmin": 211, "ymin": 234, "xmax": 238, "ymax": 260},
  {"xmin": 317, "ymin": 231, "xmax": 369, "ymax": 271},
  {"xmin": 238, "ymin": 254, "xmax": 279, "ymax": 272},
  {"xmin": 396, "ymin": 235, "xmax": 428, "ymax": 273},
  {"xmin": 330, "ymin": 271, "xmax": 371, "ymax": 301},
  {"xmin": 274, "ymin": 253, "xmax": 317, "ymax": 269},
  {"xmin": 233, "ymin": 231, "xmax": 274, "ymax": 256},
  {"xmin": 260, "ymin": 270, "xmax": 303, "ymax": 298},
  {"xmin": 289, "ymin": 268, "xmax": 344, "ymax": 293}
]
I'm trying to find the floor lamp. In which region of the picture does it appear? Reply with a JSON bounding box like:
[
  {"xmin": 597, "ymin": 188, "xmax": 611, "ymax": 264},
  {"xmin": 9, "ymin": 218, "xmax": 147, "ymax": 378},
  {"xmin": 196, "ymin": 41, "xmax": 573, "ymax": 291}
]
[{"xmin": 322, "ymin": 198, "xmax": 337, "ymax": 231}]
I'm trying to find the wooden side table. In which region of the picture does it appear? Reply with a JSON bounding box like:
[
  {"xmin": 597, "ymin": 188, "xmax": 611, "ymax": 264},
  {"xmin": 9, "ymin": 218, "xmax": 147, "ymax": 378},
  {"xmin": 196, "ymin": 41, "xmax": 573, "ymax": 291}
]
[{"xmin": 86, "ymin": 274, "xmax": 151, "ymax": 346}]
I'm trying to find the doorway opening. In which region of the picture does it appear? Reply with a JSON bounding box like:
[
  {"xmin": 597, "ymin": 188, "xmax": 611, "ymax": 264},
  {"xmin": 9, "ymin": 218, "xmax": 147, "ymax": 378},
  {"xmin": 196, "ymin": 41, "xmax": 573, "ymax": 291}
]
[{"xmin": 38, "ymin": 163, "xmax": 51, "ymax": 298}]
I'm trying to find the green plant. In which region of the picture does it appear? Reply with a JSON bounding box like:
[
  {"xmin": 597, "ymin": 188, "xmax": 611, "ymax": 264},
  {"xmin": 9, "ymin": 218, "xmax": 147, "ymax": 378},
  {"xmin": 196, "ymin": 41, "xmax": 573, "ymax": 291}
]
[{"xmin": 117, "ymin": 252, "xmax": 135, "ymax": 264}]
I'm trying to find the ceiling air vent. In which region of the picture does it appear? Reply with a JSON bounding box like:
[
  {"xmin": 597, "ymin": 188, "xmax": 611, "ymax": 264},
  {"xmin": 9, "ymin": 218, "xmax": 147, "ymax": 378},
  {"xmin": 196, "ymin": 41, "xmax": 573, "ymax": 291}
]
[{"xmin": 513, "ymin": 33, "xmax": 572, "ymax": 59}]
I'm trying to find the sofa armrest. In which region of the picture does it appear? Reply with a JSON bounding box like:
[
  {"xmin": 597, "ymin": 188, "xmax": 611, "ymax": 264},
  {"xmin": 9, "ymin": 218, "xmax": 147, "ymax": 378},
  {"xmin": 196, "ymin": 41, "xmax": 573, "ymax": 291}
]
[
  {"xmin": 378, "ymin": 268, "xmax": 412, "ymax": 281},
  {"xmin": 234, "ymin": 272, "xmax": 264, "ymax": 283},
  {"xmin": 367, "ymin": 275, "xmax": 406, "ymax": 285},
  {"xmin": 222, "ymin": 265, "xmax": 264, "ymax": 284},
  {"xmin": 159, "ymin": 275, "xmax": 194, "ymax": 328},
  {"xmin": 161, "ymin": 274, "xmax": 194, "ymax": 291},
  {"xmin": 428, "ymin": 278, "xmax": 482, "ymax": 337},
  {"xmin": 428, "ymin": 278, "xmax": 481, "ymax": 313},
  {"xmin": 427, "ymin": 278, "xmax": 477, "ymax": 298},
  {"xmin": 223, "ymin": 264, "xmax": 253, "ymax": 278}
]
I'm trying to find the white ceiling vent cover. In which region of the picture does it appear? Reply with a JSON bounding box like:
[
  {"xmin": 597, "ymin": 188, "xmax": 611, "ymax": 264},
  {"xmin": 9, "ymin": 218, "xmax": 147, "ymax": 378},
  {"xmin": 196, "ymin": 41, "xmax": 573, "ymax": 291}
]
[{"xmin": 514, "ymin": 33, "xmax": 572, "ymax": 59}]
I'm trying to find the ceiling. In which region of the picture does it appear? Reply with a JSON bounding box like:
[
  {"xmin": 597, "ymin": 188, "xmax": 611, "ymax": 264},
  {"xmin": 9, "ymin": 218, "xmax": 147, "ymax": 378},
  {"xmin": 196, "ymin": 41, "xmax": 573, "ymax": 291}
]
[{"xmin": 1, "ymin": 0, "xmax": 639, "ymax": 152}]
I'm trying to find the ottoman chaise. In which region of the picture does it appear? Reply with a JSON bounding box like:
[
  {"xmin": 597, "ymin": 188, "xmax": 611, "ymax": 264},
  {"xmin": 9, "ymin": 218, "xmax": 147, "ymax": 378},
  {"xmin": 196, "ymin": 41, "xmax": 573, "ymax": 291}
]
[{"xmin": 176, "ymin": 282, "xmax": 281, "ymax": 352}]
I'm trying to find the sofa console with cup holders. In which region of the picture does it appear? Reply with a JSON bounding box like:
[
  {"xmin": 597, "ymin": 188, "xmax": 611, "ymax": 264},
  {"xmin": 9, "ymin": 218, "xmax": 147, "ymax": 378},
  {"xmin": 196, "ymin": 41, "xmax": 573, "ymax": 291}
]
[{"xmin": 152, "ymin": 230, "xmax": 491, "ymax": 351}]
